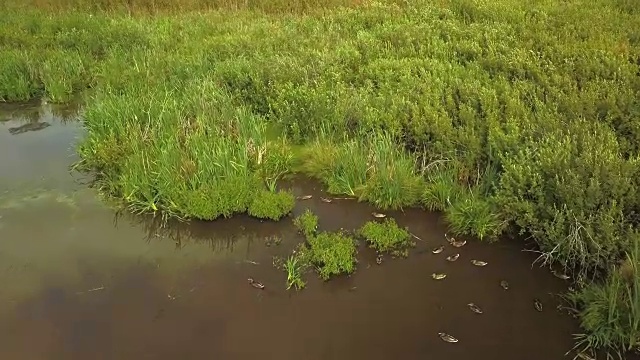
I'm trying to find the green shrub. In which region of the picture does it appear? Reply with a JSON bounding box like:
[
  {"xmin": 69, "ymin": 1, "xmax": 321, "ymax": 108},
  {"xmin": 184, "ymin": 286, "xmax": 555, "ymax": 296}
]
[
  {"xmin": 248, "ymin": 190, "xmax": 295, "ymax": 221},
  {"xmin": 293, "ymin": 209, "xmax": 319, "ymax": 238},
  {"xmin": 307, "ymin": 231, "xmax": 357, "ymax": 280},
  {"xmin": 493, "ymin": 119, "xmax": 639, "ymax": 274},
  {"xmin": 358, "ymin": 218, "xmax": 413, "ymax": 255}
]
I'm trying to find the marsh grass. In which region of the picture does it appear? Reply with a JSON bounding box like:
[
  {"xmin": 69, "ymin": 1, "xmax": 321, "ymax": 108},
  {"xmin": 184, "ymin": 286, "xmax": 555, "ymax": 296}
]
[
  {"xmin": 566, "ymin": 236, "xmax": 640, "ymax": 356},
  {"xmin": 302, "ymin": 133, "xmax": 423, "ymax": 209},
  {"xmin": 421, "ymin": 162, "xmax": 466, "ymax": 212},
  {"xmin": 0, "ymin": 50, "xmax": 38, "ymax": 102},
  {"xmin": 283, "ymin": 255, "xmax": 307, "ymax": 290},
  {"xmin": 282, "ymin": 243, "xmax": 313, "ymax": 290},
  {"xmin": 444, "ymin": 191, "xmax": 504, "ymax": 241},
  {"xmin": 76, "ymin": 79, "xmax": 295, "ymax": 220},
  {"xmin": 358, "ymin": 218, "xmax": 413, "ymax": 256}
]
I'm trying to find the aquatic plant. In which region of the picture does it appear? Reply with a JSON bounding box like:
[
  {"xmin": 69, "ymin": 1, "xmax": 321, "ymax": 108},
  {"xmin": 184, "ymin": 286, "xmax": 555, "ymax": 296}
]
[
  {"xmin": 288, "ymin": 210, "xmax": 356, "ymax": 283},
  {"xmin": 282, "ymin": 246, "xmax": 312, "ymax": 290},
  {"xmin": 307, "ymin": 231, "xmax": 357, "ymax": 280},
  {"xmin": 247, "ymin": 190, "xmax": 295, "ymax": 221},
  {"xmin": 293, "ymin": 209, "xmax": 319, "ymax": 238},
  {"xmin": 358, "ymin": 218, "xmax": 413, "ymax": 255}
]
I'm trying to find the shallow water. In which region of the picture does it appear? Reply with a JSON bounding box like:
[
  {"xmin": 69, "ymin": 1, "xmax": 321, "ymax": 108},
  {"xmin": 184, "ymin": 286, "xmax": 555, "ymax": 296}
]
[{"xmin": 0, "ymin": 102, "xmax": 592, "ymax": 359}]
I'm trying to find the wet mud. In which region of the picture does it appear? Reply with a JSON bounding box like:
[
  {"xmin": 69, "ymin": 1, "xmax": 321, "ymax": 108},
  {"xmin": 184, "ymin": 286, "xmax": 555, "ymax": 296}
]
[{"xmin": 0, "ymin": 102, "xmax": 600, "ymax": 360}]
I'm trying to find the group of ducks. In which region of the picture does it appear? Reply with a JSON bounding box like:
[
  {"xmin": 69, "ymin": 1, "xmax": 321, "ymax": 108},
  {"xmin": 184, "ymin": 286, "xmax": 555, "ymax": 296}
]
[
  {"xmin": 249, "ymin": 198, "xmax": 565, "ymax": 346},
  {"xmin": 431, "ymin": 233, "xmax": 548, "ymax": 344},
  {"xmin": 430, "ymin": 233, "xmax": 489, "ymax": 282}
]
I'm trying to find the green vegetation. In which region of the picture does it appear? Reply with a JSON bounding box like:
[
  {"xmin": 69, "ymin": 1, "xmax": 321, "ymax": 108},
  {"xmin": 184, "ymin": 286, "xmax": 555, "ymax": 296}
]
[
  {"xmin": 248, "ymin": 190, "xmax": 295, "ymax": 221},
  {"xmin": 566, "ymin": 239, "xmax": 640, "ymax": 355},
  {"xmin": 293, "ymin": 209, "xmax": 319, "ymax": 238},
  {"xmin": 2, "ymin": 0, "xmax": 640, "ymax": 354},
  {"xmin": 358, "ymin": 218, "xmax": 413, "ymax": 256},
  {"xmin": 288, "ymin": 210, "xmax": 357, "ymax": 282},
  {"xmin": 283, "ymin": 250, "xmax": 310, "ymax": 290},
  {"xmin": 301, "ymin": 135, "xmax": 424, "ymax": 209},
  {"xmin": 307, "ymin": 231, "xmax": 358, "ymax": 280}
]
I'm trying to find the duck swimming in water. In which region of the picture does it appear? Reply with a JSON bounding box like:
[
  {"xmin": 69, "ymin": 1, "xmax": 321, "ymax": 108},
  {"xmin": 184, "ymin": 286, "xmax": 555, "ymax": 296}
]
[
  {"xmin": 248, "ymin": 277, "xmax": 265, "ymax": 289},
  {"xmin": 438, "ymin": 332, "xmax": 458, "ymax": 343},
  {"xmin": 446, "ymin": 253, "xmax": 460, "ymax": 262},
  {"xmin": 467, "ymin": 303, "xmax": 483, "ymax": 314}
]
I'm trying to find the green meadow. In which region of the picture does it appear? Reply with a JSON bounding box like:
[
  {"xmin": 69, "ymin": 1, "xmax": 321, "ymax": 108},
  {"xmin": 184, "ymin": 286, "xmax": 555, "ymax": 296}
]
[{"xmin": 1, "ymin": 0, "xmax": 640, "ymax": 354}]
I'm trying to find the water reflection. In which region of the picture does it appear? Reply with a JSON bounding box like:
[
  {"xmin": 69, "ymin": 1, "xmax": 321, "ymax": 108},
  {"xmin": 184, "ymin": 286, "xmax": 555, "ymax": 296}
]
[{"xmin": 0, "ymin": 98, "xmax": 82, "ymax": 124}]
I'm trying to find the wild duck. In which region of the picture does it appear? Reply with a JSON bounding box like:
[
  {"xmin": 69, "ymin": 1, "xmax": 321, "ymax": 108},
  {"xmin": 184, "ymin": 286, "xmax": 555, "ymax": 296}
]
[
  {"xmin": 446, "ymin": 253, "xmax": 460, "ymax": 262},
  {"xmin": 467, "ymin": 303, "xmax": 483, "ymax": 314},
  {"xmin": 432, "ymin": 273, "xmax": 447, "ymax": 280},
  {"xmin": 248, "ymin": 277, "xmax": 265, "ymax": 289},
  {"xmin": 471, "ymin": 260, "xmax": 488, "ymax": 267},
  {"xmin": 438, "ymin": 332, "xmax": 458, "ymax": 343}
]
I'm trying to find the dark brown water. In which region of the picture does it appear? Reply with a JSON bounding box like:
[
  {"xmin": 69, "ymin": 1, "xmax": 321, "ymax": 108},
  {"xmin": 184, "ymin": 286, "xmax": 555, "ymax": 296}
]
[{"xmin": 0, "ymin": 102, "xmax": 586, "ymax": 360}]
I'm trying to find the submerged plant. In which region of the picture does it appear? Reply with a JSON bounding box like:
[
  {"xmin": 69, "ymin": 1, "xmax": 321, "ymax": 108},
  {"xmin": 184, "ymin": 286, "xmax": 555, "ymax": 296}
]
[{"xmin": 358, "ymin": 218, "xmax": 413, "ymax": 255}]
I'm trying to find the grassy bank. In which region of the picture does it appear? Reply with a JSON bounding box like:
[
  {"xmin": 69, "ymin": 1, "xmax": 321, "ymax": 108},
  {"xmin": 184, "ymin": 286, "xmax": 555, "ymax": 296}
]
[{"xmin": 2, "ymin": 0, "xmax": 640, "ymax": 354}]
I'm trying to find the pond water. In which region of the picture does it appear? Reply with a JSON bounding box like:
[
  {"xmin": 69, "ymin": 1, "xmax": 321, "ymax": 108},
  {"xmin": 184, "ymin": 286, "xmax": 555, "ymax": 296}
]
[{"xmin": 0, "ymin": 102, "xmax": 588, "ymax": 359}]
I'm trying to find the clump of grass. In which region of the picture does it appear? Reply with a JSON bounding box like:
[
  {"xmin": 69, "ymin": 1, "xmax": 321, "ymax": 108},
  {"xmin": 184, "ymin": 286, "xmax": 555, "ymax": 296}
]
[
  {"xmin": 293, "ymin": 209, "xmax": 319, "ymax": 237},
  {"xmin": 283, "ymin": 255, "xmax": 307, "ymax": 290},
  {"xmin": 281, "ymin": 243, "xmax": 312, "ymax": 290},
  {"xmin": 444, "ymin": 191, "xmax": 504, "ymax": 241},
  {"xmin": 307, "ymin": 230, "xmax": 357, "ymax": 280},
  {"xmin": 76, "ymin": 79, "xmax": 292, "ymax": 221},
  {"xmin": 260, "ymin": 140, "xmax": 294, "ymax": 192},
  {"xmin": 421, "ymin": 164, "xmax": 466, "ymax": 212},
  {"xmin": 39, "ymin": 50, "xmax": 89, "ymax": 103},
  {"xmin": 302, "ymin": 133, "xmax": 423, "ymax": 210},
  {"xmin": 248, "ymin": 189, "xmax": 295, "ymax": 221},
  {"xmin": 565, "ymin": 236, "xmax": 640, "ymax": 356},
  {"xmin": 358, "ymin": 218, "xmax": 413, "ymax": 256}
]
